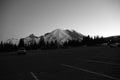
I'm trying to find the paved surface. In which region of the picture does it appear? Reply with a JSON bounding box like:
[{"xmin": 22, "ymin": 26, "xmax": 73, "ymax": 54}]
[{"xmin": 0, "ymin": 47, "xmax": 120, "ymax": 80}]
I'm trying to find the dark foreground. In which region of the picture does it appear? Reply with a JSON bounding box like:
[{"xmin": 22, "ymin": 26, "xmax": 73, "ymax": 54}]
[{"xmin": 0, "ymin": 46, "xmax": 120, "ymax": 80}]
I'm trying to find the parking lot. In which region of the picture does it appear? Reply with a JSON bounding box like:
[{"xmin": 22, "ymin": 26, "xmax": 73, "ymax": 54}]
[{"xmin": 0, "ymin": 47, "xmax": 120, "ymax": 80}]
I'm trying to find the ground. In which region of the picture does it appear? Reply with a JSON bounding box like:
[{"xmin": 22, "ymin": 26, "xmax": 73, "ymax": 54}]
[{"xmin": 0, "ymin": 46, "xmax": 120, "ymax": 80}]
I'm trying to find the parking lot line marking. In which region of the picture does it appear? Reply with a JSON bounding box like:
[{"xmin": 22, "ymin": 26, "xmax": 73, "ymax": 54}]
[
  {"xmin": 84, "ymin": 60, "xmax": 120, "ymax": 66},
  {"xmin": 30, "ymin": 72, "xmax": 39, "ymax": 80},
  {"xmin": 61, "ymin": 64, "xmax": 120, "ymax": 80}
]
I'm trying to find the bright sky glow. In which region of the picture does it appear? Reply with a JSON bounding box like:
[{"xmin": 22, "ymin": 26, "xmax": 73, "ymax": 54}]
[{"xmin": 0, "ymin": 0, "xmax": 120, "ymax": 41}]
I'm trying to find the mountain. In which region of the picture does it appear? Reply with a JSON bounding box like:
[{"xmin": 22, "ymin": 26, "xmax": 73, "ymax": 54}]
[
  {"xmin": 6, "ymin": 29, "xmax": 84, "ymax": 45},
  {"xmin": 6, "ymin": 34, "xmax": 40, "ymax": 45},
  {"xmin": 23, "ymin": 34, "xmax": 40, "ymax": 45},
  {"xmin": 6, "ymin": 38, "xmax": 19, "ymax": 45},
  {"xmin": 43, "ymin": 29, "xmax": 84, "ymax": 44},
  {"xmin": 5, "ymin": 29, "xmax": 120, "ymax": 47}
]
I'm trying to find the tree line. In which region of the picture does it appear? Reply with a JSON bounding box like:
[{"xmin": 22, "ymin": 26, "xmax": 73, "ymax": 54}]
[{"xmin": 0, "ymin": 35, "xmax": 119, "ymax": 52}]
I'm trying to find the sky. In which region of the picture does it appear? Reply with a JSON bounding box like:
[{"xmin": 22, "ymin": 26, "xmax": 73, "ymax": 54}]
[{"xmin": 0, "ymin": 0, "xmax": 120, "ymax": 41}]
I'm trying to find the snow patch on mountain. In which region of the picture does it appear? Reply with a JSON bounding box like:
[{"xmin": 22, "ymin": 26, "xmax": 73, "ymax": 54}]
[
  {"xmin": 23, "ymin": 34, "xmax": 40, "ymax": 45},
  {"xmin": 6, "ymin": 38, "xmax": 19, "ymax": 45},
  {"xmin": 65, "ymin": 29, "xmax": 83, "ymax": 40}
]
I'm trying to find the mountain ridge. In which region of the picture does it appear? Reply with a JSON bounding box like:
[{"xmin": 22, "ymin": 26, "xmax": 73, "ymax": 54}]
[
  {"xmin": 5, "ymin": 29, "xmax": 120, "ymax": 45},
  {"xmin": 43, "ymin": 29, "xmax": 84, "ymax": 44},
  {"xmin": 6, "ymin": 29, "xmax": 84, "ymax": 45}
]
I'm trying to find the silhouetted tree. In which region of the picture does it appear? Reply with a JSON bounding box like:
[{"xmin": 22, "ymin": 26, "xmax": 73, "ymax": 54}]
[
  {"xmin": 18, "ymin": 39, "xmax": 24, "ymax": 47},
  {"xmin": 38, "ymin": 37, "xmax": 46, "ymax": 49}
]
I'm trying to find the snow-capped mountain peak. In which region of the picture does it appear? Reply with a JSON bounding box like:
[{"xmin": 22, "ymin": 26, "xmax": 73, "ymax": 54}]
[{"xmin": 44, "ymin": 29, "xmax": 84, "ymax": 44}]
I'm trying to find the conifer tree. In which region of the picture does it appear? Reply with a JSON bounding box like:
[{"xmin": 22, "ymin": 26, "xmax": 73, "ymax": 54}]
[{"xmin": 18, "ymin": 39, "xmax": 24, "ymax": 47}]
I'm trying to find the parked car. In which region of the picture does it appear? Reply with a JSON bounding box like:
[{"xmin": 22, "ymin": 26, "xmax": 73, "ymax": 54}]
[{"xmin": 17, "ymin": 47, "xmax": 26, "ymax": 55}]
